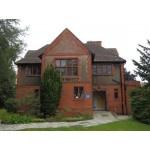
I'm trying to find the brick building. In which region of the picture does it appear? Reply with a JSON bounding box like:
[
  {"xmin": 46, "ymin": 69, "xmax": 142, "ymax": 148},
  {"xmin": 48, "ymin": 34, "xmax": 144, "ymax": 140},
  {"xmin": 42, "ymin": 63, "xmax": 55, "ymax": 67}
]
[{"xmin": 16, "ymin": 28, "xmax": 140, "ymax": 115}]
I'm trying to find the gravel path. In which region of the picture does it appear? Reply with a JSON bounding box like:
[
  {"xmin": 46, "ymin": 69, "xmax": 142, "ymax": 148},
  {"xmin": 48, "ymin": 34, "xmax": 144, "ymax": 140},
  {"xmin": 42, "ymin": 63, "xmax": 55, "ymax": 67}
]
[{"xmin": 0, "ymin": 111, "xmax": 129, "ymax": 131}]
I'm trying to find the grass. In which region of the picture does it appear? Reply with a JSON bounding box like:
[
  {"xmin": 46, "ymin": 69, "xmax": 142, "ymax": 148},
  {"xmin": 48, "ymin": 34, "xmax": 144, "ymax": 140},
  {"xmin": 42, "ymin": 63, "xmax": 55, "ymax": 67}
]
[{"xmin": 22, "ymin": 118, "xmax": 150, "ymax": 131}]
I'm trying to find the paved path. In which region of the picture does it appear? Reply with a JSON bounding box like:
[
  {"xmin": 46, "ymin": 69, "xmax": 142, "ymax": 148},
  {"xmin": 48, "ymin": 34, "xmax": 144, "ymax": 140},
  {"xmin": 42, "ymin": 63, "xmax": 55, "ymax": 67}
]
[{"xmin": 0, "ymin": 111, "xmax": 129, "ymax": 131}]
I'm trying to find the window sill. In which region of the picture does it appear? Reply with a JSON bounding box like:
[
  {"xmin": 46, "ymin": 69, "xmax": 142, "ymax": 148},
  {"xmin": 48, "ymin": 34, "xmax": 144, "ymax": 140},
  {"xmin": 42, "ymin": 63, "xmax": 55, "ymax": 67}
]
[
  {"xmin": 73, "ymin": 98, "xmax": 84, "ymax": 101},
  {"xmin": 25, "ymin": 75, "xmax": 41, "ymax": 77},
  {"xmin": 93, "ymin": 74, "xmax": 112, "ymax": 76}
]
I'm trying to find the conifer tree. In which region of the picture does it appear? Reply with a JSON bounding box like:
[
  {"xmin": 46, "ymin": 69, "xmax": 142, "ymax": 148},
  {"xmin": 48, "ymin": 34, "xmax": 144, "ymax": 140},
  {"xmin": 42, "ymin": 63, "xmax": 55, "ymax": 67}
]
[
  {"xmin": 133, "ymin": 40, "xmax": 150, "ymax": 86},
  {"xmin": 40, "ymin": 65, "xmax": 62, "ymax": 117}
]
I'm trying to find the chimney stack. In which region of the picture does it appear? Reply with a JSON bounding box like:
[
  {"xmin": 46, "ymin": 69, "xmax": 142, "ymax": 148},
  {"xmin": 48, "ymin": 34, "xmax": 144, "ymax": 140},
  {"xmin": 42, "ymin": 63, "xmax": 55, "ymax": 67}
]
[{"xmin": 86, "ymin": 41, "xmax": 102, "ymax": 47}]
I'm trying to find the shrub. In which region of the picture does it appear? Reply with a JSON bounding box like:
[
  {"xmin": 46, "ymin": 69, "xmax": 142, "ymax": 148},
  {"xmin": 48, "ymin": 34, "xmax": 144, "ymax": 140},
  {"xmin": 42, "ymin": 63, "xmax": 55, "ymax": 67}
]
[
  {"xmin": 4, "ymin": 98, "xmax": 17, "ymax": 113},
  {"xmin": 130, "ymin": 87, "xmax": 150, "ymax": 124},
  {"xmin": 17, "ymin": 94, "xmax": 41, "ymax": 116},
  {"xmin": 4, "ymin": 94, "xmax": 41, "ymax": 116},
  {"xmin": 0, "ymin": 109, "xmax": 35, "ymax": 124},
  {"xmin": 40, "ymin": 65, "xmax": 62, "ymax": 117}
]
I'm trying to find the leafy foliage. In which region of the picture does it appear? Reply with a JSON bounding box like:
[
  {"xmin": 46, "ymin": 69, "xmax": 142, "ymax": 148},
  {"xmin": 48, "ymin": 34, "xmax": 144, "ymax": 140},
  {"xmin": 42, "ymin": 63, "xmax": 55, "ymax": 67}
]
[
  {"xmin": 40, "ymin": 65, "xmax": 62, "ymax": 117},
  {"xmin": 17, "ymin": 94, "xmax": 41, "ymax": 116},
  {"xmin": 0, "ymin": 19, "xmax": 27, "ymax": 107},
  {"xmin": 0, "ymin": 109, "xmax": 35, "ymax": 124},
  {"xmin": 124, "ymin": 68, "xmax": 136, "ymax": 81},
  {"xmin": 133, "ymin": 40, "xmax": 150, "ymax": 86},
  {"xmin": 130, "ymin": 87, "xmax": 150, "ymax": 124},
  {"xmin": 4, "ymin": 94, "xmax": 41, "ymax": 116},
  {"xmin": 4, "ymin": 98, "xmax": 18, "ymax": 113}
]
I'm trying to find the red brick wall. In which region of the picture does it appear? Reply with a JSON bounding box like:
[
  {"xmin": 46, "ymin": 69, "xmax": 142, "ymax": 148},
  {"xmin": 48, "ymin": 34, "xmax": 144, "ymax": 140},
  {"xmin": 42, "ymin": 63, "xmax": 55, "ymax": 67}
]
[
  {"xmin": 125, "ymin": 80, "xmax": 141, "ymax": 114},
  {"xmin": 93, "ymin": 84, "xmax": 123, "ymax": 114},
  {"xmin": 16, "ymin": 85, "xmax": 40, "ymax": 99},
  {"xmin": 58, "ymin": 83, "xmax": 93, "ymax": 115}
]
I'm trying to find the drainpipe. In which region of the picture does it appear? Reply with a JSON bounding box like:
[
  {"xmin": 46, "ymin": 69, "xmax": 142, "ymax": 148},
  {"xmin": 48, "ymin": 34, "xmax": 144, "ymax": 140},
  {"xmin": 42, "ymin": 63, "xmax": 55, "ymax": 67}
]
[
  {"xmin": 124, "ymin": 84, "xmax": 128, "ymax": 115},
  {"xmin": 120, "ymin": 64, "xmax": 124, "ymax": 115}
]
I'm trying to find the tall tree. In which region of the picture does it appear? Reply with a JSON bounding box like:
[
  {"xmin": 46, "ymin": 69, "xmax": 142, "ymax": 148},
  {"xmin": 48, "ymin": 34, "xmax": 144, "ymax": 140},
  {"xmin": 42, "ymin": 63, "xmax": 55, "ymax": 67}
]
[
  {"xmin": 133, "ymin": 40, "xmax": 150, "ymax": 86},
  {"xmin": 0, "ymin": 19, "xmax": 26, "ymax": 107}
]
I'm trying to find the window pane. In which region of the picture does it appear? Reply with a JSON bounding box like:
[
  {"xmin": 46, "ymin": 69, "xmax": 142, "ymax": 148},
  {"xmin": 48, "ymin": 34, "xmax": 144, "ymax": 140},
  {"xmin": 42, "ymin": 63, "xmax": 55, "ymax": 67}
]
[
  {"xmin": 60, "ymin": 68, "xmax": 66, "ymax": 76},
  {"xmin": 61, "ymin": 60, "xmax": 66, "ymax": 67},
  {"xmin": 95, "ymin": 64, "xmax": 112, "ymax": 75},
  {"xmin": 67, "ymin": 67, "xmax": 72, "ymax": 75},
  {"xmin": 56, "ymin": 60, "xmax": 61, "ymax": 67},
  {"xmin": 74, "ymin": 86, "xmax": 84, "ymax": 99},
  {"xmin": 72, "ymin": 59, "xmax": 78, "ymax": 67},
  {"xmin": 103, "ymin": 65, "xmax": 107, "ymax": 74},
  {"xmin": 73, "ymin": 67, "xmax": 78, "ymax": 75},
  {"xmin": 97, "ymin": 65, "xmax": 102, "ymax": 74},
  {"xmin": 67, "ymin": 60, "xmax": 72, "ymax": 67},
  {"xmin": 55, "ymin": 59, "xmax": 78, "ymax": 78},
  {"xmin": 93, "ymin": 65, "xmax": 97, "ymax": 75},
  {"xmin": 24, "ymin": 65, "xmax": 40, "ymax": 76},
  {"xmin": 33, "ymin": 66, "xmax": 37, "ymax": 74},
  {"xmin": 107, "ymin": 65, "xmax": 112, "ymax": 74}
]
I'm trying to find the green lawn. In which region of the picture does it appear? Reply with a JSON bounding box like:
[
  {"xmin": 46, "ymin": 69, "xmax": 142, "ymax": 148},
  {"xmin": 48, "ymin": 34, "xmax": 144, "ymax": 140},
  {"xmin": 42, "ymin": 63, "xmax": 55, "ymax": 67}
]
[{"xmin": 22, "ymin": 118, "xmax": 150, "ymax": 131}]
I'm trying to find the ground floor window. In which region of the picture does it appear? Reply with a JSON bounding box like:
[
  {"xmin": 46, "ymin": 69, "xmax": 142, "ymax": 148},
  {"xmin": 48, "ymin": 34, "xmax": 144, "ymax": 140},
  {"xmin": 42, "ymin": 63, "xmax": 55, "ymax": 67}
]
[
  {"xmin": 74, "ymin": 86, "xmax": 84, "ymax": 99},
  {"xmin": 114, "ymin": 88, "xmax": 118, "ymax": 99}
]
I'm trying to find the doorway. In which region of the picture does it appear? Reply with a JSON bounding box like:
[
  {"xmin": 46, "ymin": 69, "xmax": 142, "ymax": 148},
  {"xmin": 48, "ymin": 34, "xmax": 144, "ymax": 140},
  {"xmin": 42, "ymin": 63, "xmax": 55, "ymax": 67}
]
[{"xmin": 93, "ymin": 91, "xmax": 107, "ymax": 111}]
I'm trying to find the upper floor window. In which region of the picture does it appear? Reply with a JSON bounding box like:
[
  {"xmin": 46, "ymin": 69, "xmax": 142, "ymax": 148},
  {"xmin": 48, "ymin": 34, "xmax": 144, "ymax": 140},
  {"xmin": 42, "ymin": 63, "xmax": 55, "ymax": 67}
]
[
  {"xmin": 23, "ymin": 64, "xmax": 41, "ymax": 76},
  {"xmin": 93, "ymin": 64, "xmax": 112, "ymax": 75},
  {"xmin": 55, "ymin": 59, "xmax": 78, "ymax": 76}
]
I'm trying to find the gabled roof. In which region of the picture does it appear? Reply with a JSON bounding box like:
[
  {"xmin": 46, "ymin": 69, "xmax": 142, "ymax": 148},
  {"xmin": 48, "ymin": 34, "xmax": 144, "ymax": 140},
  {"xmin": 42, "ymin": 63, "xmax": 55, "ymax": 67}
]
[
  {"xmin": 15, "ymin": 29, "xmax": 126, "ymax": 65},
  {"xmin": 44, "ymin": 28, "xmax": 89, "ymax": 55}
]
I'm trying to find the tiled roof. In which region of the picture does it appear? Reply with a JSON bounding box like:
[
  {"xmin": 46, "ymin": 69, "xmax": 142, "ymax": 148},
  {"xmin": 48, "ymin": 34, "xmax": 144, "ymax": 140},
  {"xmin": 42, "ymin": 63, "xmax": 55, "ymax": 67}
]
[
  {"xmin": 16, "ymin": 41, "xmax": 126, "ymax": 65},
  {"xmin": 15, "ymin": 45, "xmax": 49, "ymax": 64},
  {"xmin": 85, "ymin": 41, "xmax": 126, "ymax": 63}
]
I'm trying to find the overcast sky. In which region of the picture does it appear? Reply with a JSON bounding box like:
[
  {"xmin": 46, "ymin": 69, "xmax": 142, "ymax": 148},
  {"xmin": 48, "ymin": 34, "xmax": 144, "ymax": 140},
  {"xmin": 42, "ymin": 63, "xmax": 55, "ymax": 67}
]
[{"xmin": 1, "ymin": 0, "xmax": 150, "ymax": 76}]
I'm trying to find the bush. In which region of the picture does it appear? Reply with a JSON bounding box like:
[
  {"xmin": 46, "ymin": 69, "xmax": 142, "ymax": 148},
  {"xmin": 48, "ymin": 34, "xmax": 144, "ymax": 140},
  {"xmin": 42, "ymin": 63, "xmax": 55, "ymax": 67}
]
[
  {"xmin": 4, "ymin": 94, "xmax": 41, "ymax": 116},
  {"xmin": 130, "ymin": 87, "xmax": 150, "ymax": 124},
  {"xmin": 0, "ymin": 109, "xmax": 35, "ymax": 124},
  {"xmin": 40, "ymin": 65, "xmax": 62, "ymax": 117},
  {"xmin": 17, "ymin": 94, "xmax": 41, "ymax": 116},
  {"xmin": 4, "ymin": 98, "xmax": 17, "ymax": 113}
]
